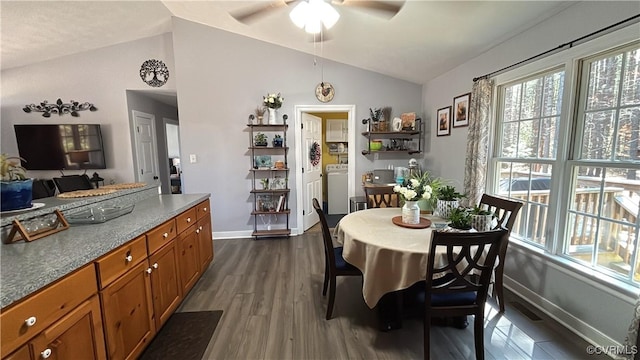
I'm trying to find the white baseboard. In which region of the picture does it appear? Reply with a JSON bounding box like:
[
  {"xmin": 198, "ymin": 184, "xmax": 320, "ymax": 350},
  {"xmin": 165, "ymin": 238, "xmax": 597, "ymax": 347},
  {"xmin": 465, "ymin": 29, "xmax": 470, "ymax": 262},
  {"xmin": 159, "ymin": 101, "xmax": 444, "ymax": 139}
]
[
  {"xmin": 505, "ymin": 277, "xmax": 624, "ymax": 356},
  {"xmin": 213, "ymin": 227, "xmax": 302, "ymax": 239}
]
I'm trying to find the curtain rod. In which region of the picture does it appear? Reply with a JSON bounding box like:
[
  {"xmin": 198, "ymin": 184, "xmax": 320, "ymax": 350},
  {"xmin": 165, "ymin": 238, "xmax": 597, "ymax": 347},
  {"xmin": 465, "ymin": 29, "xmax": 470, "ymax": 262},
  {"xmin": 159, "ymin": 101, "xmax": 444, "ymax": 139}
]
[{"xmin": 473, "ymin": 13, "xmax": 640, "ymax": 82}]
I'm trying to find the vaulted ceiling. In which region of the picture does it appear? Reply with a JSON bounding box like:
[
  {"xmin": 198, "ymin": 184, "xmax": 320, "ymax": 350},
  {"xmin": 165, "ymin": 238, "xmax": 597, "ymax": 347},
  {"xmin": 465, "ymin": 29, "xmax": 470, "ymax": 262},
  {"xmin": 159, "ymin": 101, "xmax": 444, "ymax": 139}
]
[{"xmin": 1, "ymin": 1, "xmax": 574, "ymax": 84}]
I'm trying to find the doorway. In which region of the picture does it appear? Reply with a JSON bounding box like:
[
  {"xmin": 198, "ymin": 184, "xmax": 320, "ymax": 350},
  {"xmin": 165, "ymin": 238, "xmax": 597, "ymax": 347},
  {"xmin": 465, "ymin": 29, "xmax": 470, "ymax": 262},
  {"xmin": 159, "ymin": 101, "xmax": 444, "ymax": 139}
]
[{"xmin": 294, "ymin": 104, "xmax": 356, "ymax": 234}]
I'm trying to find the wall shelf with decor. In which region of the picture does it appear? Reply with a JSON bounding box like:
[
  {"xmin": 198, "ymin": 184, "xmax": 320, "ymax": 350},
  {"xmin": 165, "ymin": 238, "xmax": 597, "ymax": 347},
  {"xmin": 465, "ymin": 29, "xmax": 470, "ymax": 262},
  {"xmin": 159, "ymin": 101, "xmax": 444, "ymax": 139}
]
[
  {"xmin": 361, "ymin": 117, "xmax": 423, "ymax": 155},
  {"xmin": 247, "ymin": 115, "xmax": 290, "ymax": 239}
]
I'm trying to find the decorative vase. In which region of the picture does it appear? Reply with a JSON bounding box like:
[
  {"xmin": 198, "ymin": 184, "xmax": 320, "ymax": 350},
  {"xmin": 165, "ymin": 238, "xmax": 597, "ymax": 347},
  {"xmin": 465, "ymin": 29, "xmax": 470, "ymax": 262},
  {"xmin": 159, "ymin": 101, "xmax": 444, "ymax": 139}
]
[
  {"xmin": 1, "ymin": 179, "xmax": 33, "ymax": 211},
  {"xmin": 257, "ymin": 115, "xmax": 264, "ymax": 125},
  {"xmin": 272, "ymin": 137, "xmax": 283, "ymax": 147},
  {"xmin": 402, "ymin": 200, "xmax": 420, "ymax": 225},
  {"xmin": 471, "ymin": 214, "xmax": 493, "ymax": 231},
  {"xmin": 268, "ymin": 108, "xmax": 277, "ymax": 124},
  {"xmin": 436, "ymin": 199, "xmax": 459, "ymax": 219},
  {"xmin": 417, "ymin": 198, "xmax": 433, "ymax": 214}
]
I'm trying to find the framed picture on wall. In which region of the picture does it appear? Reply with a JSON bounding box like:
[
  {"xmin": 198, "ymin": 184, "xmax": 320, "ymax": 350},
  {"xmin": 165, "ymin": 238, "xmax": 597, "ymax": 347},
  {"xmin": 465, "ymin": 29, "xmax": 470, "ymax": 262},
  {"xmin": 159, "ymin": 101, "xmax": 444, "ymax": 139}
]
[
  {"xmin": 453, "ymin": 93, "xmax": 471, "ymax": 127},
  {"xmin": 436, "ymin": 106, "xmax": 451, "ymax": 137}
]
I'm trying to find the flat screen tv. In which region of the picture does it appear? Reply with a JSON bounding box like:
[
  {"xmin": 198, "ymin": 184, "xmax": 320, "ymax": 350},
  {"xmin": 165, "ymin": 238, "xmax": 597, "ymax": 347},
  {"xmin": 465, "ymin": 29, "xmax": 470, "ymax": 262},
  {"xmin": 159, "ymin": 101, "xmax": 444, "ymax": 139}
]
[{"xmin": 14, "ymin": 124, "xmax": 106, "ymax": 170}]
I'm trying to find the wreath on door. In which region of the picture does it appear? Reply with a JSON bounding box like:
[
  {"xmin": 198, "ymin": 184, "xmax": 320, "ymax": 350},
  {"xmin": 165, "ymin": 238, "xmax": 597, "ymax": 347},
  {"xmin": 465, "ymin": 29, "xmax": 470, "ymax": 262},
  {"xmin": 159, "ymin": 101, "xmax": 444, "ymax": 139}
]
[{"xmin": 309, "ymin": 142, "xmax": 321, "ymax": 166}]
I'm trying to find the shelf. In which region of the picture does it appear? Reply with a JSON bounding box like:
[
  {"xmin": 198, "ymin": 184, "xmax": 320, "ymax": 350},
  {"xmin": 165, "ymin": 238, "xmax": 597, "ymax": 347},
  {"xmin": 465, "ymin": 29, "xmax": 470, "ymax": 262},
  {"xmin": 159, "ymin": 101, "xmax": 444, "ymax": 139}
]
[
  {"xmin": 362, "ymin": 130, "xmax": 420, "ymax": 136},
  {"xmin": 250, "ymin": 168, "xmax": 289, "ymax": 172},
  {"xmin": 362, "ymin": 150, "xmax": 422, "ymax": 155},
  {"xmin": 247, "ymin": 124, "xmax": 288, "ymax": 129},
  {"xmin": 251, "ymin": 229, "xmax": 291, "ymax": 237},
  {"xmin": 251, "ymin": 210, "xmax": 291, "ymax": 215},
  {"xmin": 249, "ymin": 146, "xmax": 289, "ymax": 150},
  {"xmin": 250, "ymin": 189, "xmax": 290, "ymax": 194}
]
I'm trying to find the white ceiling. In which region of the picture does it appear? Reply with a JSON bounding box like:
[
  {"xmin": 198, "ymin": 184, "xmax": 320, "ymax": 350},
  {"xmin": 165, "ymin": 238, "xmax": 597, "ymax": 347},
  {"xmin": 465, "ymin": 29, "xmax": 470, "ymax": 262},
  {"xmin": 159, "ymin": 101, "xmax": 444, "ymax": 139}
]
[{"xmin": 1, "ymin": 1, "xmax": 575, "ymax": 85}]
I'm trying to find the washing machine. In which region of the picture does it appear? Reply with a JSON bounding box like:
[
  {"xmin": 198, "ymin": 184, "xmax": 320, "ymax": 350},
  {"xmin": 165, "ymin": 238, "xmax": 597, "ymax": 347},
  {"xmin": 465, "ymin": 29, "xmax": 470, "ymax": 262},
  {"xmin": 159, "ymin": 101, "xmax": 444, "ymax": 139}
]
[{"xmin": 326, "ymin": 164, "xmax": 348, "ymax": 214}]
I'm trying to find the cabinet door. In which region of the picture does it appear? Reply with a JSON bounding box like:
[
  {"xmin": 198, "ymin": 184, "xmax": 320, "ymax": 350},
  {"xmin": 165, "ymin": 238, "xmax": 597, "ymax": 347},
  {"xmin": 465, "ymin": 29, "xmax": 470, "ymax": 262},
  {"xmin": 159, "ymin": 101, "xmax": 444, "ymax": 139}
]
[
  {"xmin": 4, "ymin": 345, "xmax": 31, "ymax": 360},
  {"xmin": 196, "ymin": 217, "xmax": 214, "ymax": 272},
  {"xmin": 326, "ymin": 119, "xmax": 347, "ymax": 142},
  {"xmin": 149, "ymin": 240, "xmax": 182, "ymax": 329},
  {"xmin": 30, "ymin": 295, "xmax": 106, "ymax": 360},
  {"xmin": 178, "ymin": 225, "xmax": 200, "ymax": 294},
  {"xmin": 100, "ymin": 260, "xmax": 155, "ymax": 360}
]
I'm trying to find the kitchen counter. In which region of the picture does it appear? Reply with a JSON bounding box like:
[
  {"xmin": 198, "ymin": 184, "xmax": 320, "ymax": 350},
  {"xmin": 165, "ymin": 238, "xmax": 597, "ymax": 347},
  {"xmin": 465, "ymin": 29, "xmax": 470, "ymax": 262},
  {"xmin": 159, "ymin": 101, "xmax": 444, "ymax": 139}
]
[{"xmin": 0, "ymin": 193, "xmax": 210, "ymax": 309}]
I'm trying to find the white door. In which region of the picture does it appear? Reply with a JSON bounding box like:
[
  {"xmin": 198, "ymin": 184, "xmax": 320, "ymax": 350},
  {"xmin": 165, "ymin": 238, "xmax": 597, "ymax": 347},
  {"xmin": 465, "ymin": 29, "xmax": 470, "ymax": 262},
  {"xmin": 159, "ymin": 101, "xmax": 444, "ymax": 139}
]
[
  {"xmin": 302, "ymin": 113, "xmax": 323, "ymax": 231},
  {"xmin": 132, "ymin": 110, "xmax": 160, "ymax": 186}
]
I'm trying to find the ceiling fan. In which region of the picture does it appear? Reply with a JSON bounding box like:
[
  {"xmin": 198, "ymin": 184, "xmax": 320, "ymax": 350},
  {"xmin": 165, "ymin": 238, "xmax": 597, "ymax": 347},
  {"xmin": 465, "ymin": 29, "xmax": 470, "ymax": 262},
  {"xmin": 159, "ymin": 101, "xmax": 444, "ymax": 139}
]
[{"xmin": 230, "ymin": 0, "xmax": 404, "ymax": 26}]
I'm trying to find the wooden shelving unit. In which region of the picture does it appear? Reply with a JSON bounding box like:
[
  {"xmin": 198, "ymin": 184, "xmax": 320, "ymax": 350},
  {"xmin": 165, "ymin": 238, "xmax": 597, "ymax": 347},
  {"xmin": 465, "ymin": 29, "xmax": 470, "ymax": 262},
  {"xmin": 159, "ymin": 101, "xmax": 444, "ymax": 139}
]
[
  {"xmin": 361, "ymin": 118, "xmax": 423, "ymax": 155},
  {"xmin": 247, "ymin": 116, "xmax": 290, "ymax": 239}
]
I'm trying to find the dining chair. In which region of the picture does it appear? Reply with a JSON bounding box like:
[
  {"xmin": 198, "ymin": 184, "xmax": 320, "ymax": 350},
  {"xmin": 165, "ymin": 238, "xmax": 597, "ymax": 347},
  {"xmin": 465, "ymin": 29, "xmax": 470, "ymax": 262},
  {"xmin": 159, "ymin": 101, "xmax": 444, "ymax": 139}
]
[
  {"xmin": 422, "ymin": 228, "xmax": 508, "ymax": 360},
  {"xmin": 312, "ymin": 198, "xmax": 362, "ymax": 320},
  {"xmin": 479, "ymin": 194, "xmax": 523, "ymax": 313},
  {"xmin": 364, "ymin": 186, "xmax": 399, "ymax": 208}
]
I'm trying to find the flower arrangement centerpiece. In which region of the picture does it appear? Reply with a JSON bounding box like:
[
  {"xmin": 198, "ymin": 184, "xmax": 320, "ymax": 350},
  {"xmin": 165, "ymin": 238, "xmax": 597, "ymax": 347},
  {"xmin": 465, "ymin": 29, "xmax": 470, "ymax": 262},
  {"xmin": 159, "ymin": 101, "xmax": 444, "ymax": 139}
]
[
  {"xmin": 394, "ymin": 172, "xmax": 433, "ymax": 224},
  {"xmin": 263, "ymin": 93, "xmax": 284, "ymax": 124}
]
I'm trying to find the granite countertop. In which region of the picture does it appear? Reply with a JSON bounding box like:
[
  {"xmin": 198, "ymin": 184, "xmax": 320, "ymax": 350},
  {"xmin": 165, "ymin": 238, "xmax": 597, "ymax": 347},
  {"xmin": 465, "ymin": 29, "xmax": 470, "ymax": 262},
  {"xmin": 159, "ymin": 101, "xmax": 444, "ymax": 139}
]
[{"xmin": 0, "ymin": 193, "xmax": 210, "ymax": 309}]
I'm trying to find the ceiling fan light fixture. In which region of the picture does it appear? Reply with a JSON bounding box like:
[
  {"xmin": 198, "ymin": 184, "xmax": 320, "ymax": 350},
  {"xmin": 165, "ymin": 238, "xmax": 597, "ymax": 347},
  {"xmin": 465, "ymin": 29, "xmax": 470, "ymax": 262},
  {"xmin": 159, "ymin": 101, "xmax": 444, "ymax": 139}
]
[{"xmin": 290, "ymin": 0, "xmax": 340, "ymax": 34}]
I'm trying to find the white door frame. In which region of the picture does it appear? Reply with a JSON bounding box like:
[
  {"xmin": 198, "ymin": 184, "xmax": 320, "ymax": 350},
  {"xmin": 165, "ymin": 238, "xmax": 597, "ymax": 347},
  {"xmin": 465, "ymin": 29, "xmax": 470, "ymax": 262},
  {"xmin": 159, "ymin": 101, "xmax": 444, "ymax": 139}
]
[{"xmin": 294, "ymin": 104, "xmax": 356, "ymax": 235}]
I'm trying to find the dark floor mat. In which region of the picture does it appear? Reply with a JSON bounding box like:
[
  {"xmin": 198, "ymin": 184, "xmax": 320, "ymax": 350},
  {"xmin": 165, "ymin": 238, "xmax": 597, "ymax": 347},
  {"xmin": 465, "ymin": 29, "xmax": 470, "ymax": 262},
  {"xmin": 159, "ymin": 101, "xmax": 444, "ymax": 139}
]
[{"xmin": 139, "ymin": 310, "xmax": 223, "ymax": 360}]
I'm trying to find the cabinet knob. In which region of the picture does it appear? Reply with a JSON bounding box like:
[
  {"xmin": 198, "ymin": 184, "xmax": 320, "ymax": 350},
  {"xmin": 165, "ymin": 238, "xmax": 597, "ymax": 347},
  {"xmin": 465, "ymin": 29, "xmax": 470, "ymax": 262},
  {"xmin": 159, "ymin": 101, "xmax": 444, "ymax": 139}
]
[
  {"xmin": 204, "ymin": 207, "xmax": 207, "ymax": 212},
  {"xmin": 125, "ymin": 254, "xmax": 133, "ymax": 263},
  {"xmin": 25, "ymin": 316, "xmax": 37, "ymax": 327},
  {"xmin": 153, "ymin": 263, "xmax": 158, "ymax": 269},
  {"xmin": 187, "ymin": 217, "xmax": 191, "ymax": 223},
  {"xmin": 199, "ymin": 226, "xmax": 203, "ymax": 231},
  {"xmin": 163, "ymin": 232, "xmax": 168, "ymax": 238},
  {"xmin": 146, "ymin": 268, "xmax": 153, "ymax": 274},
  {"xmin": 41, "ymin": 348, "xmax": 52, "ymax": 359},
  {"xmin": 196, "ymin": 229, "xmax": 200, "ymax": 234}
]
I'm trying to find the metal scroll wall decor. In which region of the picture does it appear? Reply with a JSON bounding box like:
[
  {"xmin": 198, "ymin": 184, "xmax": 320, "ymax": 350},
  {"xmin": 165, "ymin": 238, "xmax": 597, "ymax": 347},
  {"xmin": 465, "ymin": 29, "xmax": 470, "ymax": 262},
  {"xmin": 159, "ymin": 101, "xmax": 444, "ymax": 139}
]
[
  {"xmin": 23, "ymin": 99, "xmax": 97, "ymax": 117},
  {"xmin": 139, "ymin": 59, "xmax": 169, "ymax": 87}
]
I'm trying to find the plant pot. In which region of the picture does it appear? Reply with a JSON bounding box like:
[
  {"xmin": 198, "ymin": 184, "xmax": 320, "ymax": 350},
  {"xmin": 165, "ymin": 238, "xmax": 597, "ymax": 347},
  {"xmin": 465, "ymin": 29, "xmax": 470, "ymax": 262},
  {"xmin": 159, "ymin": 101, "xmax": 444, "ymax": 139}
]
[
  {"xmin": 402, "ymin": 200, "xmax": 420, "ymax": 224},
  {"xmin": 1, "ymin": 179, "xmax": 33, "ymax": 211},
  {"xmin": 436, "ymin": 199, "xmax": 459, "ymax": 219},
  {"xmin": 272, "ymin": 138, "xmax": 283, "ymax": 147},
  {"xmin": 268, "ymin": 108, "xmax": 278, "ymax": 124},
  {"xmin": 471, "ymin": 214, "xmax": 493, "ymax": 232},
  {"xmin": 417, "ymin": 198, "xmax": 433, "ymax": 214}
]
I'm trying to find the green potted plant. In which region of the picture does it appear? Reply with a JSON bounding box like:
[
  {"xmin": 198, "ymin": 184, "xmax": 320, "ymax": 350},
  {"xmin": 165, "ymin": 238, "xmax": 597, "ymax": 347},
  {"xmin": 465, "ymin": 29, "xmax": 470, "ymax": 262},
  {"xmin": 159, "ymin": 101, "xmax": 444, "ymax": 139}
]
[
  {"xmin": 435, "ymin": 185, "xmax": 465, "ymax": 219},
  {"xmin": 0, "ymin": 154, "xmax": 33, "ymax": 211},
  {"xmin": 469, "ymin": 205, "xmax": 494, "ymax": 231},
  {"xmin": 272, "ymin": 134, "xmax": 283, "ymax": 147},
  {"xmin": 447, "ymin": 207, "xmax": 473, "ymax": 230},
  {"xmin": 254, "ymin": 132, "xmax": 268, "ymax": 147}
]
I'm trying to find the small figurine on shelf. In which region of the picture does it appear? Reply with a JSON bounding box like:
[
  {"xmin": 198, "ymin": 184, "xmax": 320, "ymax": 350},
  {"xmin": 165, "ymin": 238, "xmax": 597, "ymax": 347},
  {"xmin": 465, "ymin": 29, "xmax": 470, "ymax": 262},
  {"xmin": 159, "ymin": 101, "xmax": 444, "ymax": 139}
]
[
  {"xmin": 272, "ymin": 135, "xmax": 283, "ymax": 147},
  {"xmin": 260, "ymin": 178, "xmax": 269, "ymax": 189},
  {"xmin": 255, "ymin": 106, "xmax": 266, "ymax": 124}
]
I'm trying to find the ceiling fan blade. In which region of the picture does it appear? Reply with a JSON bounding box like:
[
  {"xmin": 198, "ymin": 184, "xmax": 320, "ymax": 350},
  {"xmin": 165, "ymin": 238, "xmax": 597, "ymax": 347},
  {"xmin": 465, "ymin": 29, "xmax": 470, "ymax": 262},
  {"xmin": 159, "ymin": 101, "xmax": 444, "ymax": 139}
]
[
  {"xmin": 336, "ymin": 0, "xmax": 404, "ymax": 19},
  {"xmin": 230, "ymin": 1, "xmax": 289, "ymax": 24}
]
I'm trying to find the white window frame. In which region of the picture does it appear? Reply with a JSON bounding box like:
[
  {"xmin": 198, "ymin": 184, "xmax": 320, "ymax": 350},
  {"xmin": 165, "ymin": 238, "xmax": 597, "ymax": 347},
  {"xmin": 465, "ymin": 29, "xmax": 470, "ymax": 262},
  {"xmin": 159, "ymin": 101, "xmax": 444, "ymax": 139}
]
[{"xmin": 489, "ymin": 25, "xmax": 640, "ymax": 292}]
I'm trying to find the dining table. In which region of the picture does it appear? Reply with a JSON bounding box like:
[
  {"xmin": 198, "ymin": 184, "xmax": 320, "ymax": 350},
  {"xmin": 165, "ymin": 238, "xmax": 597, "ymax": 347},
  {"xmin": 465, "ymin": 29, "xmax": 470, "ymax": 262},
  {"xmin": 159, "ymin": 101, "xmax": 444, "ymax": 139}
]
[{"xmin": 334, "ymin": 207, "xmax": 450, "ymax": 330}]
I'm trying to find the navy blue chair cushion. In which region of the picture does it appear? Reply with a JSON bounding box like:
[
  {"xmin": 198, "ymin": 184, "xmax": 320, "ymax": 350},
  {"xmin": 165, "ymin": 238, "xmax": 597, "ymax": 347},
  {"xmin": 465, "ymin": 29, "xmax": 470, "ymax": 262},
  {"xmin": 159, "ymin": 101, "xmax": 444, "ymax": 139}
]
[
  {"xmin": 334, "ymin": 247, "xmax": 358, "ymax": 271},
  {"xmin": 431, "ymin": 291, "xmax": 477, "ymax": 306}
]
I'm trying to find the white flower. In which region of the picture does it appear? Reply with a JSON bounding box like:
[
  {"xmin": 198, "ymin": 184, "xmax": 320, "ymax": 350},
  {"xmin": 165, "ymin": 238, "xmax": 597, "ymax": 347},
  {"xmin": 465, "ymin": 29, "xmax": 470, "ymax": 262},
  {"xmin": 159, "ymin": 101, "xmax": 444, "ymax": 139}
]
[{"xmin": 410, "ymin": 178, "xmax": 420, "ymax": 187}]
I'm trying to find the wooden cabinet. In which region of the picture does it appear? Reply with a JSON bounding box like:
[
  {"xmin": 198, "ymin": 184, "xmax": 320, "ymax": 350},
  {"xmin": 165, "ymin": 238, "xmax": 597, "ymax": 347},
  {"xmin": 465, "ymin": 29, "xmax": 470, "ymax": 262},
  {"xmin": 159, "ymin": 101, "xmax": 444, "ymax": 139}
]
[
  {"xmin": 100, "ymin": 260, "xmax": 155, "ymax": 360},
  {"xmin": 148, "ymin": 240, "xmax": 182, "ymax": 329},
  {"xmin": 326, "ymin": 119, "xmax": 348, "ymax": 142},
  {"xmin": 361, "ymin": 118, "xmax": 424, "ymax": 155},
  {"xmin": 95, "ymin": 235, "xmax": 147, "ymax": 289},
  {"xmin": 177, "ymin": 225, "xmax": 200, "ymax": 294},
  {"xmin": 196, "ymin": 216, "xmax": 214, "ymax": 272},
  {"xmin": 30, "ymin": 295, "xmax": 106, "ymax": 360},
  {"xmin": 4, "ymin": 346, "xmax": 30, "ymax": 360},
  {"xmin": 247, "ymin": 122, "xmax": 291, "ymax": 238},
  {"xmin": 0, "ymin": 265, "xmax": 97, "ymax": 359}
]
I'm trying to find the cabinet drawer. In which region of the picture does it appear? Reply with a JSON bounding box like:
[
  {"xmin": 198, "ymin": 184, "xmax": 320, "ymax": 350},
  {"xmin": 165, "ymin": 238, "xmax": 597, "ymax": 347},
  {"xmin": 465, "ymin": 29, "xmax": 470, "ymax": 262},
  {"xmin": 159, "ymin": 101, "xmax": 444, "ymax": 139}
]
[
  {"xmin": 196, "ymin": 199, "xmax": 210, "ymax": 220},
  {"xmin": 95, "ymin": 235, "xmax": 147, "ymax": 289},
  {"xmin": 146, "ymin": 219, "xmax": 177, "ymax": 255},
  {"xmin": 0, "ymin": 265, "xmax": 97, "ymax": 359},
  {"xmin": 176, "ymin": 207, "xmax": 197, "ymax": 234}
]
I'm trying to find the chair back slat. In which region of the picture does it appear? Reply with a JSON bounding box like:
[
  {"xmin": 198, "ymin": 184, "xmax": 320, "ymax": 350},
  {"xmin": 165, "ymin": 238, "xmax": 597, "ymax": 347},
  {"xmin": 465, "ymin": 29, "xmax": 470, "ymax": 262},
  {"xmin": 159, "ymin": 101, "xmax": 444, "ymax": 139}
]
[
  {"xmin": 364, "ymin": 186, "xmax": 400, "ymax": 208},
  {"xmin": 479, "ymin": 194, "xmax": 523, "ymax": 232},
  {"xmin": 426, "ymin": 229, "xmax": 507, "ymax": 303},
  {"xmin": 312, "ymin": 198, "xmax": 336, "ymax": 271}
]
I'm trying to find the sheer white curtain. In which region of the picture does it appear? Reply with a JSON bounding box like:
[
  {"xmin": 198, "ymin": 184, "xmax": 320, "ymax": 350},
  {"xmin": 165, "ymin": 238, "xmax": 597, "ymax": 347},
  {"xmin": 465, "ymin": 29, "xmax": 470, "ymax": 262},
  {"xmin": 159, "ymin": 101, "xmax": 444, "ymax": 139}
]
[{"xmin": 462, "ymin": 78, "xmax": 494, "ymax": 207}]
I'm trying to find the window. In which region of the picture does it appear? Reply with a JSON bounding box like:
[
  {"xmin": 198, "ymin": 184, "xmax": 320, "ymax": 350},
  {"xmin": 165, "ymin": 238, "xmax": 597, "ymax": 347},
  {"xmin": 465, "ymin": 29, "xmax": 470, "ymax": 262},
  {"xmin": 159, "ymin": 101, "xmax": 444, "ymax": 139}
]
[{"xmin": 491, "ymin": 40, "xmax": 640, "ymax": 286}]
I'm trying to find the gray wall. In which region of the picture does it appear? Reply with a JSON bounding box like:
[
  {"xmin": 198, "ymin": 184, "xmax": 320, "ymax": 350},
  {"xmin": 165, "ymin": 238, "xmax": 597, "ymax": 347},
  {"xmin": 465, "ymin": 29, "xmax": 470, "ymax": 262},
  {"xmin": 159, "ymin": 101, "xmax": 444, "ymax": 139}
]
[
  {"xmin": 171, "ymin": 18, "xmax": 422, "ymax": 234},
  {"xmin": 421, "ymin": 1, "xmax": 640, "ymax": 348}
]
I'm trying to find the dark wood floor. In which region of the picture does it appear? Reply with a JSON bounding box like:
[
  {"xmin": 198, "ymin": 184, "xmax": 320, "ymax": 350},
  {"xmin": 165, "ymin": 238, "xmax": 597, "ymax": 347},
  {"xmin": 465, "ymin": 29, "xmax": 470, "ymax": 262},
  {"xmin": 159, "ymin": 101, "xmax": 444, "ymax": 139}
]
[{"xmin": 178, "ymin": 225, "xmax": 610, "ymax": 359}]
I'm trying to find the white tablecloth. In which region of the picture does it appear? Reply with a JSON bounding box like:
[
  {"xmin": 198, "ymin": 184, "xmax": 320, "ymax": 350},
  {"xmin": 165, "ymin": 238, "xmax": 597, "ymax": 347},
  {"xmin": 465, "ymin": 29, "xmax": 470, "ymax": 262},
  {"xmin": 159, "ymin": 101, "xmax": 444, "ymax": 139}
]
[{"xmin": 334, "ymin": 208, "xmax": 449, "ymax": 308}]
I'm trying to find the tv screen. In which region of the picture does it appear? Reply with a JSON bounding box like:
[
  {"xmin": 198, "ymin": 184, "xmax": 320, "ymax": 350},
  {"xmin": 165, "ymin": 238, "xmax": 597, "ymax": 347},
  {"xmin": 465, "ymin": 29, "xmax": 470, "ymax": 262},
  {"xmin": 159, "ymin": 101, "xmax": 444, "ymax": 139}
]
[{"xmin": 14, "ymin": 124, "xmax": 106, "ymax": 170}]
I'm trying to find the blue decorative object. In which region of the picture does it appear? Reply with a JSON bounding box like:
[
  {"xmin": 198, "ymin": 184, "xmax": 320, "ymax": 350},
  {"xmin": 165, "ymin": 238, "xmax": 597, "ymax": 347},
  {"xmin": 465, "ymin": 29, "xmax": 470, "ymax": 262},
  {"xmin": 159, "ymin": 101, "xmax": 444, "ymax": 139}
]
[{"xmin": 1, "ymin": 179, "xmax": 33, "ymax": 211}]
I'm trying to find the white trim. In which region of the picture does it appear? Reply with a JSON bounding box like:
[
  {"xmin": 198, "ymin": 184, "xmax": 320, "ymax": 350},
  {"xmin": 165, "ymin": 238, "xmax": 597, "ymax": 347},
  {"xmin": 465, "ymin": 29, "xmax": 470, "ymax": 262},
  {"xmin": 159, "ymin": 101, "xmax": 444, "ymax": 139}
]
[
  {"xmin": 214, "ymin": 229, "xmax": 302, "ymax": 240},
  {"xmin": 293, "ymin": 104, "xmax": 356, "ymax": 234}
]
